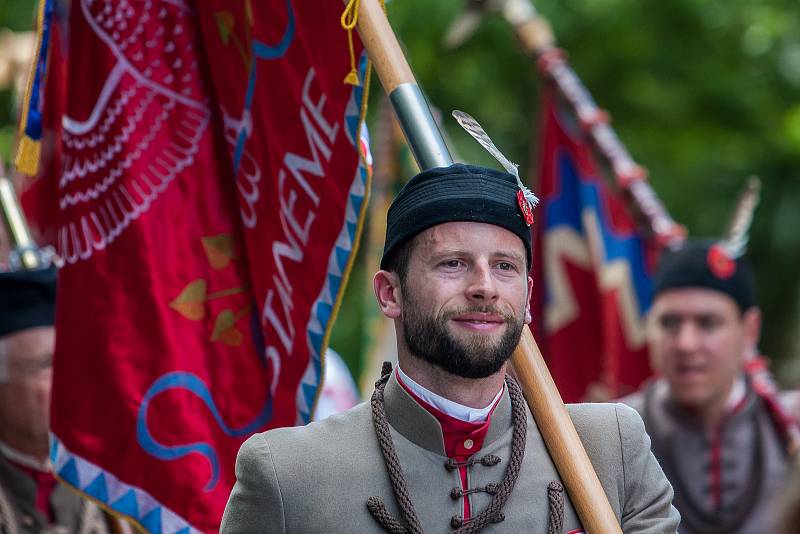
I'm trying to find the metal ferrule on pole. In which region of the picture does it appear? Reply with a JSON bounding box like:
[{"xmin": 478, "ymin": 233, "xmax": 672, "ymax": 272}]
[
  {"xmin": 388, "ymin": 84, "xmax": 453, "ymax": 170},
  {"xmin": 0, "ymin": 175, "xmax": 41, "ymax": 270}
]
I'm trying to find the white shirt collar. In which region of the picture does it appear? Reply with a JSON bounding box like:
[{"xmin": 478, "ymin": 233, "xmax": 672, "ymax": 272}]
[
  {"xmin": 0, "ymin": 440, "xmax": 51, "ymax": 472},
  {"xmin": 396, "ymin": 366, "xmax": 504, "ymax": 423}
]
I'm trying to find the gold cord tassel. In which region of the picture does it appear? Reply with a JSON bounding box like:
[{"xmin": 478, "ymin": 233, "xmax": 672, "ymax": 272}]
[
  {"xmin": 341, "ymin": 0, "xmax": 361, "ymax": 85},
  {"xmin": 15, "ymin": 136, "xmax": 42, "ymax": 177}
]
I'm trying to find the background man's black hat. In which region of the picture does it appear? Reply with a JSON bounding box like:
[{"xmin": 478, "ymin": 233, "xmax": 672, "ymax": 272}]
[
  {"xmin": 0, "ymin": 266, "xmax": 57, "ymax": 337},
  {"xmin": 381, "ymin": 163, "xmax": 533, "ymax": 270},
  {"xmin": 653, "ymin": 240, "xmax": 755, "ymax": 311}
]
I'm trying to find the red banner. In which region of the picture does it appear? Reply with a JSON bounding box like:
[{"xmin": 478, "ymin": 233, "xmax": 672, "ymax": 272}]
[
  {"xmin": 26, "ymin": 1, "xmax": 370, "ymax": 532},
  {"xmin": 532, "ymin": 89, "xmax": 655, "ymax": 402}
]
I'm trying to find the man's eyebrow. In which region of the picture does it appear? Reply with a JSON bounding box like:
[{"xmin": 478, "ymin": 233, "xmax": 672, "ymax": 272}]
[
  {"xmin": 495, "ymin": 250, "xmax": 525, "ymax": 262},
  {"xmin": 426, "ymin": 249, "xmax": 525, "ymax": 263},
  {"xmin": 426, "ymin": 249, "xmax": 471, "ymax": 261}
]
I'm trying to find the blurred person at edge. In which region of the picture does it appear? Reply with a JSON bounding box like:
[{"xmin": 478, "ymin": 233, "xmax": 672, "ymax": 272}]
[
  {"xmin": 312, "ymin": 348, "xmax": 360, "ymax": 421},
  {"xmin": 621, "ymin": 240, "xmax": 798, "ymax": 534},
  {"xmin": 0, "ymin": 267, "xmax": 111, "ymax": 534},
  {"xmin": 777, "ymin": 454, "xmax": 800, "ymax": 532}
]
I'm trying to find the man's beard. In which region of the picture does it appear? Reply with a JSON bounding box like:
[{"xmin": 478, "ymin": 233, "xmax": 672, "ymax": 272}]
[{"xmin": 401, "ymin": 294, "xmax": 524, "ymax": 379}]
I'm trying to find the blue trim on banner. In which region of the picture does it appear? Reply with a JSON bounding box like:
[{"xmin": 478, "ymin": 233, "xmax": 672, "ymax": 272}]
[
  {"xmin": 23, "ymin": 0, "xmax": 55, "ymax": 140},
  {"xmin": 294, "ymin": 51, "xmax": 371, "ymax": 423},
  {"xmin": 51, "ymin": 435, "xmax": 200, "ymax": 533}
]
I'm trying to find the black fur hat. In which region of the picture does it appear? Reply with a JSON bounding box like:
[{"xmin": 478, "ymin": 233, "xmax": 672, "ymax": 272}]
[
  {"xmin": 653, "ymin": 240, "xmax": 755, "ymax": 311},
  {"xmin": 381, "ymin": 164, "xmax": 533, "ymax": 269},
  {"xmin": 0, "ymin": 266, "xmax": 57, "ymax": 337}
]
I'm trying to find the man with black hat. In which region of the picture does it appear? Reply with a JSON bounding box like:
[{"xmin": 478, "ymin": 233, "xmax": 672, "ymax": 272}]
[
  {"xmin": 221, "ymin": 163, "xmax": 680, "ymax": 533},
  {"xmin": 0, "ymin": 267, "xmax": 110, "ymax": 534},
  {"xmin": 621, "ymin": 239, "xmax": 796, "ymax": 533}
]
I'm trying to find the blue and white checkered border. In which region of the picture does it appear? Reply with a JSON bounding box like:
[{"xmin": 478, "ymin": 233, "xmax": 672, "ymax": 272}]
[
  {"xmin": 295, "ymin": 52, "xmax": 371, "ymax": 423},
  {"xmin": 51, "ymin": 435, "xmax": 201, "ymax": 534}
]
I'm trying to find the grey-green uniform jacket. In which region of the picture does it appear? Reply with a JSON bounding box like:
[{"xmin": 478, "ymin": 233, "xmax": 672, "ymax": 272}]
[
  {"xmin": 622, "ymin": 378, "xmax": 792, "ymax": 534},
  {"xmin": 0, "ymin": 454, "xmax": 110, "ymax": 534},
  {"xmin": 221, "ymin": 373, "xmax": 680, "ymax": 533}
]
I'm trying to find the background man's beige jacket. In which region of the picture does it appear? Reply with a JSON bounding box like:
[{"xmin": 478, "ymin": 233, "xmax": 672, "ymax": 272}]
[{"xmin": 221, "ymin": 373, "xmax": 680, "ymax": 533}]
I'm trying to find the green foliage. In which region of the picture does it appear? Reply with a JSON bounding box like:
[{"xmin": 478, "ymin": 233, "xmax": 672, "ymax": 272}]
[
  {"xmin": 0, "ymin": 0, "xmax": 36, "ymax": 163},
  {"xmin": 343, "ymin": 0, "xmax": 800, "ymax": 381},
  {"xmin": 0, "ymin": 0, "xmax": 36, "ymax": 30}
]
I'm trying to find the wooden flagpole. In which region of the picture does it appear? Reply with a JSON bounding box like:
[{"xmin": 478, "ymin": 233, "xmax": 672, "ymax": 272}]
[
  {"xmin": 447, "ymin": 0, "xmax": 684, "ymax": 246},
  {"xmin": 354, "ymin": 1, "xmax": 622, "ymax": 532}
]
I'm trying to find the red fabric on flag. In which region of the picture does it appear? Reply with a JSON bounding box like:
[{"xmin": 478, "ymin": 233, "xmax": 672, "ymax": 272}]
[
  {"xmin": 531, "ymin": 88, "xmax": 655, "ymax": 402},
  {"xmin": 24, "ymin": 1, "xmax": 370, "ymax": 532}
]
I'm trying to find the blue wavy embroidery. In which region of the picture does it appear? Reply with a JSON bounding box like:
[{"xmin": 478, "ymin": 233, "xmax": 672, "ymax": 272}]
[
  {"xmin": 136, "ymin": 371, "xmax": 272, "ymax": 492},
  {"xmin": 233, "ymin": 0, "xmax": 296, "ymax": 173}
]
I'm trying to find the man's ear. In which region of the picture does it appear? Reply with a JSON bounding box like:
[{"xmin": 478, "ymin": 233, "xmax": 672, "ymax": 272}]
[
  {"xmin": 524, "ymin": 275, "xmax": 533, "ymax": 324},
  {"xmin": 374, "ymin": 270, "xmax": 402, "ymax": 319},
  {"xmin": 742, "ymin": 306, "xmax": 762, "ymax": 355},
  {"xmin": 644, "ymin": 303, "xmax": 664, "ymax": 374}
]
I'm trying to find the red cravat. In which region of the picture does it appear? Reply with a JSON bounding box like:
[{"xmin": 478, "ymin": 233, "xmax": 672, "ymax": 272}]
[
  {"xmin": 396, "ymin": 374, "xmax": 502, "ymax": 519},
  {"xmin": 6, "ymin": 459, "xmax": 57, "ymax": 522}
]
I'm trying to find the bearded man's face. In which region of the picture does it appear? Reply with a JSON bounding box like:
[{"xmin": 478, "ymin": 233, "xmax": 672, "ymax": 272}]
[{"xmin": 398, "ymin": 222, "xmax": 532, "ymax": 378}]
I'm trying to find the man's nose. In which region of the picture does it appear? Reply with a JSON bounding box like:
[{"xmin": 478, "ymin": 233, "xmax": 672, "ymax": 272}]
[
  {"xmin": 675, "ymin": 323, "xmax": 700, "ymax": 352},
  {"xmin": 466, "ymin": 263, "xmax": 498, "ymax": 301}
]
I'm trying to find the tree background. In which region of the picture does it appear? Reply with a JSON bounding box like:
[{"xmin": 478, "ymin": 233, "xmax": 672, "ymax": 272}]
[
  {"xmin": 2, "ymin": 0, "xmax": 798, "ymax": 388},
  {"xmin": 0, "ymin": 0, "xmax": 35, "ymax": 161},
  {"xmin": 338, "ymin": 0, "xmax": 800, "ymax": 388}
]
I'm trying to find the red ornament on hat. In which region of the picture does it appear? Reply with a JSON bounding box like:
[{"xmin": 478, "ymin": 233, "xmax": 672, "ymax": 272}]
[
  {"xmin": 707, "ymin": 244, "xmax": 736, "ymax": 279},
  {"xmin": 517, "ymin": 190, "xmax": 534, "ymax": 227}
]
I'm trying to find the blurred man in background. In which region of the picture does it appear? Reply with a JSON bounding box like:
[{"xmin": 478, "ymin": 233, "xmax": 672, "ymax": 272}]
[
  {"xmin": 0, "ymin": 267, "xmax": 110, "ymax": 534},
  {"xmin": 622, "ymin": 240, "xmax": 797, "ymax": 533}
]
